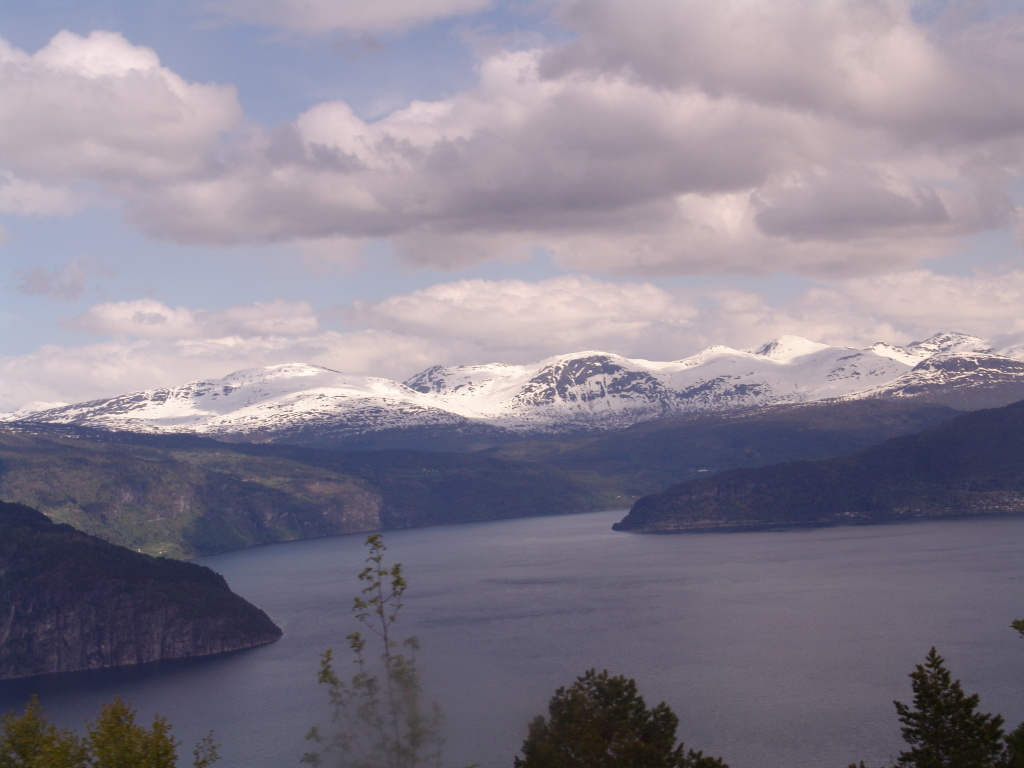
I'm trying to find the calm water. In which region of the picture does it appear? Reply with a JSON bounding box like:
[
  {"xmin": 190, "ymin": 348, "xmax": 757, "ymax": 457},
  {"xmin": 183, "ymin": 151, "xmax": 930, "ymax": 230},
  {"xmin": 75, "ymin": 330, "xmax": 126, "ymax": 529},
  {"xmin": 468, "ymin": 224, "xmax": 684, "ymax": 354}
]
[{"xmin": 2, "ymin": 511, "xmax": 1022, "ymax": 768}]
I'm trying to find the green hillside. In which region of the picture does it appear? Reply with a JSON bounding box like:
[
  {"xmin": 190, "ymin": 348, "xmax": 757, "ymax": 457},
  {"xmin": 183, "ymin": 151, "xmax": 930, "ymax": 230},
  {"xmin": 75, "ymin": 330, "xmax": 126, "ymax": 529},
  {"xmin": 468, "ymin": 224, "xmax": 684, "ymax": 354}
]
[{"xmin": 0, "ymin": 429, "xmax": 614, "ymax": 557}]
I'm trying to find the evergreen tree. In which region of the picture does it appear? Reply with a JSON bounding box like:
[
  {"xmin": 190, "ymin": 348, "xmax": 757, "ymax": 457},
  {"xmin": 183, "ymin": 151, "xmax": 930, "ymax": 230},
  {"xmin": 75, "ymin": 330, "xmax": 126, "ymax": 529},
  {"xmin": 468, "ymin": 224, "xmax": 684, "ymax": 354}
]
[
  {"xmin": 1005, "ymin": 722, "xmax": 1024, "ymax": 768},
  {"xmin": 304, "ymin": 534, "xmax": 443, "ymax": 768},
  {"xmin": 893, "ymin": 648, "xmax": 1005, "ymax": 768},
  {"xmin": 514, "ymin": 669, "xmax": 727, "ymax": 768}
]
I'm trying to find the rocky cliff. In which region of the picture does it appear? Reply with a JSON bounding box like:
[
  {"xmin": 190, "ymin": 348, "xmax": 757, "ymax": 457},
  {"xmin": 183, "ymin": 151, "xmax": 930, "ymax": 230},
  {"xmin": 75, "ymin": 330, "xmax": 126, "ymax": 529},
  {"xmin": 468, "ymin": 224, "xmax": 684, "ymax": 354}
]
[{"xmin": 0, "ymin": 500, "xmax": 282, "ymax": 680}]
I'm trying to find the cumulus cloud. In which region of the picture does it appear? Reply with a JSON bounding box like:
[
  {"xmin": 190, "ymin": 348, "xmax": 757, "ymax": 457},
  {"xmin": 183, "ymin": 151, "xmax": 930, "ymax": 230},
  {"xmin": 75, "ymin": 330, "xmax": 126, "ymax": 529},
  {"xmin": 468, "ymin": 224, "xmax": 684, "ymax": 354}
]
[
  {"xmin": 543, "ymin": 0, "xmax": 1024, "ymax": 145},
  {"xmin": 71, "ymin": 298, "xmax": 320, "ymax": 339},
  {"xmin": 352, "ymin": 275, "xmax": 699, "ymax": 357},
  {"xmin": 3, "ymin": 3, "xmax": 1024, "ymax": 279},
  {"xmin": 121, "ymin": 3, "xmax": 1023, "ymax": 277},
  {"xmin": 0, "ymin": 31, "xmax": 241, "ymax": 182},
  {"xmin": 0, "ymin": 172, "xmax": 97, "ymax": 217},
  {"xmin": 204, "ymin": 0, "xmax": 491, "ymax": 34},
  {"xmin": 8, "ymin": 265, "xmax": 1024, "ymax": 410}
]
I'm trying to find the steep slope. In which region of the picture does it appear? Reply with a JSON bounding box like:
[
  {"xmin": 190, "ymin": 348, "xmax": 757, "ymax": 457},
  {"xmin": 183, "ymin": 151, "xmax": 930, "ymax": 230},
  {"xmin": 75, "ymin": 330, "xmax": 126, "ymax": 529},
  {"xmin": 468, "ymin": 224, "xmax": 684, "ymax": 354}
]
[
  {"xmin": 0, "ymin": 500, "xmax": 282, "ymax": 680},
  {"xmin": 850, "ymin": 353, "xmax": 1024, "ymax": 410},
  {"xmin": 614, "ymin": 399, "xmax": 1024, "ymax": 532}
]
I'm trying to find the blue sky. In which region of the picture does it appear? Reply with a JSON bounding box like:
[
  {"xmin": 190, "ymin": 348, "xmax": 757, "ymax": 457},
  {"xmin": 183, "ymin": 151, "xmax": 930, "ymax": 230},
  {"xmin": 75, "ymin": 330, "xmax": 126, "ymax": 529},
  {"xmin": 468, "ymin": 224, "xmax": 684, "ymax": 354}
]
[{"xmin": 2, "ymin": 0, "xmax": 1024, "ymax": 410}]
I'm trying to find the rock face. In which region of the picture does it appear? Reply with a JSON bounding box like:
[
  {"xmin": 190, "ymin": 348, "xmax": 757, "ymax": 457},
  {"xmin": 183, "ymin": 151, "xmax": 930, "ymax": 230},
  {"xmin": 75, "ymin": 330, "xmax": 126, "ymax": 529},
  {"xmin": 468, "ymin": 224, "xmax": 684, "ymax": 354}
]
[{"xmin": 0, "ymin": 500, "xmax": 282, "ymax": 680}]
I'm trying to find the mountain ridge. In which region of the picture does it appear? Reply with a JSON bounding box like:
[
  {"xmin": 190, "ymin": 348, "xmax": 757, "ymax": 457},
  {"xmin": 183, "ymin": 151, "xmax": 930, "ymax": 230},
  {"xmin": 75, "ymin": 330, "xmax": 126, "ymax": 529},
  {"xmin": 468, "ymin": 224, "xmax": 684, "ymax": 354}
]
[{"xmin": 6, "ymin": 332, "xmax": 1021, "ymax": 447}]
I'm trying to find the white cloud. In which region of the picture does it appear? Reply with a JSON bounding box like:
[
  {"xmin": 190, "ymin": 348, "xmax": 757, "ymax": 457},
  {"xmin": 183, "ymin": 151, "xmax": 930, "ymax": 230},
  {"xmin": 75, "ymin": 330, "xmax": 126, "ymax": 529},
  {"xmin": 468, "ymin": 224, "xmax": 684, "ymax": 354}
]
[
  {"xmin": 544, "ymin": 0, "xmax": 1024, "ymax": 146},
  {"xmin": 71, "ymin": 298, "xmax": 320, "ymax": 339},
  {"xmin": 120, "ymin": 9, "xmax": 1024, "ymax": 277},
  {"xmin": 352, "ymin": 274, "xmax": 699, "ymax": 357},
  {"xmin": 0, "ymin": 172, "xmax": 97, "ymax": 217},
  {"xmin": 0, "ymin": 31, "xmax": 242, "ymax": 183},
  {"xmin": 204, "ymin": 0, "xmax": 491, "ymax": 34},
  {"xmin": 8, "ymin": 265, "xmax": 1024, "ymax": 410},
  {"xmin": 2, "ymin": 4, "xmax": 1024, "ymax": 282}
]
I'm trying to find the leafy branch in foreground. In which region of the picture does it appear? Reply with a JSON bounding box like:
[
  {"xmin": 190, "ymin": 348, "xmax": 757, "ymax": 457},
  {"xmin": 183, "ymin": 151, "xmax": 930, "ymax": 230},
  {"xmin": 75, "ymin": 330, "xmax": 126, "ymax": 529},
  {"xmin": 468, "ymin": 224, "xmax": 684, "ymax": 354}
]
[{"xmin": 304, "ymin": 533, "xmax": 443, "ymax": 768}]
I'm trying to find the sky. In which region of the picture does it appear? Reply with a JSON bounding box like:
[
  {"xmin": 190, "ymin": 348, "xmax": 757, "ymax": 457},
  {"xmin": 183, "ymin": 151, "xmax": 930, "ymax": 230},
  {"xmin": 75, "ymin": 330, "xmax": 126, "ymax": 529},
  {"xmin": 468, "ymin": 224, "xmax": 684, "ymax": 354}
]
[{"xmin": 2, "ymin": 0, "xmax": 1024, "ymax": 411}]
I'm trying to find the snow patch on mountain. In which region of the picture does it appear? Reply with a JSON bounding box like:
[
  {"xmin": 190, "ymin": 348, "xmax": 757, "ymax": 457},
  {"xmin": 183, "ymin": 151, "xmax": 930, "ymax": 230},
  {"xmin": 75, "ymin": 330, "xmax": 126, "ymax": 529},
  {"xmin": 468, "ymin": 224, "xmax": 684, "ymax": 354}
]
[
  {"xmin": 10, "ymin": 332, "xmax": 1023, "ymax": 440},
  {"xmin": 749, "ymin": 335, "xmax": 832, "ymax": 362}
]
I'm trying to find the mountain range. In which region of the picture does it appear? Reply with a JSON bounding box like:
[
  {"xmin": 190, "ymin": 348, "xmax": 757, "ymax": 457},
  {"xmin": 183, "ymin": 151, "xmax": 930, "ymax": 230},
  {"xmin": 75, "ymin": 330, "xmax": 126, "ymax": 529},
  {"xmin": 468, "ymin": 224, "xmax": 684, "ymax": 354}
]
[{"xmin": 6, "ymin": 332, "xmax": 1024, "ymax": 448}]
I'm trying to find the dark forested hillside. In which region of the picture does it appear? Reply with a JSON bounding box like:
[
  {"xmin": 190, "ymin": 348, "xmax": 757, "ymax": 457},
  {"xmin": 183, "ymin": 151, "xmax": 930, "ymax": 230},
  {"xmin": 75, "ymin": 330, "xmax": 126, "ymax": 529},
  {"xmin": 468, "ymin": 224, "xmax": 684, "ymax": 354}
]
[
  {"xmin": 615, "ymin": 399, "xmax": 1024, "ymax": 532},
  {"xmin": 513, "ymin": 399, "xmax": 959, "ymax": 495},
  {"xmin": 0, "ymin": 500, "xmax": 282, "ymax": 680},
  {"xmin": 0, "ymin": 428, "xmax": 614, "ymax": 557}
]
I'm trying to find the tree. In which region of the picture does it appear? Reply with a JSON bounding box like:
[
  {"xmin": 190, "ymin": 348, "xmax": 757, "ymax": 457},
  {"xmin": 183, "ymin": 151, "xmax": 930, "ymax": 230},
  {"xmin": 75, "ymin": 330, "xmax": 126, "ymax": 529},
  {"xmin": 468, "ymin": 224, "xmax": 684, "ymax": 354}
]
[
  {"xmin": 85, "ymin": 697, "xmax": 178, "ymax": 768},
  {"xmin": 513, "ymin": 669, "xmax": 727, "ymax": 768},
  {"xmin": 0, "ymin": 697, "xmax": 85, "ymax": 768},
  {"xmin": 0, "ymin": 697, "xmax": 218, "ymax": 768},
  {"xmin": 893, "ymin": 648, "xmax": 1005, "ymax": 768},
  {"xmin": 304, "ymin": 534, "xmax": 443, "ymax": 768},
  {"xmin": 1005, "ymin": 723, "xmax": 1024, "ymax": 768}
]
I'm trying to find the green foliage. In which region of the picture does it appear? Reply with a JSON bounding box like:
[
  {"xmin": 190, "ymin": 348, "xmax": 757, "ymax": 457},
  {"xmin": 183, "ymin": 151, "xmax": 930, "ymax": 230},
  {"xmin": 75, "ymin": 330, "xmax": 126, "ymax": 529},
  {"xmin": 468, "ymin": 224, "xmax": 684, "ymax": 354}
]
[
  {"xmin": 304, "ymin": 534, "xmax": 443, "ymax": 768},
  {"xmin": 1005, "ymin": 722, "xmax": 1024, "ymax": 768},
  {"xmin": 892, "ymin": 648, "xmax": 1005, "ymax": 768},
  {"xmin": 513, "ymin": 669, "xmax": 727, "ymax": 768},
  {"xmin": 84, "ymin": 697, "xmax": 178, "ymax": 768},
  {"xmin": 0, "ymin": 697, "xmax": 217, "ymax": 768},
  {"xmin": 0, "ymin": 697, "xmax": 85, "ymax": 768},
  {"xmin": 0, "ymin": 429, "xmax": 608, "ymax": 559},
  {"xmin": 1012, "ymin": 619, "xmax": 1024, "ymax": 637}
]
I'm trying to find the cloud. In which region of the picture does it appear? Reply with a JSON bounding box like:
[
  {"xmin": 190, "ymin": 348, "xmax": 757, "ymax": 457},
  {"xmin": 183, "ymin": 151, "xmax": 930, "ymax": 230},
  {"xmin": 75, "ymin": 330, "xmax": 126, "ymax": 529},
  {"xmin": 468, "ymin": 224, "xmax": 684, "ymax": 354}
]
[
  {"xmin": 8, "ymin": 266, "xmax": 1024, "ymax": 411},
  {"xmin": 71, "ymin": 298, "xmax": 320, "ymax": 339},
  {"xmin": 543, "ymin": 0, "xmax": 1024, "ymax": 145},
  {"xmin": 0, "ymin": 172, "xmax": 97, "ymax": 217},
  {"xmin": 12, "ymin": 257, "xmax": 111, "ymax": 301},
  {"xmin": 0, "ymin": 31, "xmax": 242, "ymax": 183},
  {"xmin": 3, "ymin": 4, "xmax": 1024, "ymax": 279},
  {"xmin": 352, "ymin": 274, "xmax": 699, "ymax": 357},
  {"xmin": 204, "ymin": 0, "xmax": 491, "ymax": 35}
]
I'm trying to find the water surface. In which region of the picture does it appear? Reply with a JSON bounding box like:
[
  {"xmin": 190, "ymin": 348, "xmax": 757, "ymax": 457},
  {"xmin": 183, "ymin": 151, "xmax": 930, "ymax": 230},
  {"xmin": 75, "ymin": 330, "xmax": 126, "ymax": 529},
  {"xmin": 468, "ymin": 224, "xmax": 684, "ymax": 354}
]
[{"xmin": 2, "ymin": 511, "xmax": 1022, "ymax": 768}]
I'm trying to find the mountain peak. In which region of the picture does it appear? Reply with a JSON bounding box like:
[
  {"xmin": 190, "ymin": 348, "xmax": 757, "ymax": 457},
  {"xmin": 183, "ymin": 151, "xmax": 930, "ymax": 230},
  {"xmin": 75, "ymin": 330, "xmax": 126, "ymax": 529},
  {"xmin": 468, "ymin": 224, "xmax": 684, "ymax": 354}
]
[
  {"xmin": 11, "ymin": 332, "xmax": 1024, "ymax": 441},
  {"xmin": 908, "ymin": 332, "xmax": 990, "ymax": 356},
  {"xmin": 749, "ymin": 336, "xmax": 831, "ymax": 362}
]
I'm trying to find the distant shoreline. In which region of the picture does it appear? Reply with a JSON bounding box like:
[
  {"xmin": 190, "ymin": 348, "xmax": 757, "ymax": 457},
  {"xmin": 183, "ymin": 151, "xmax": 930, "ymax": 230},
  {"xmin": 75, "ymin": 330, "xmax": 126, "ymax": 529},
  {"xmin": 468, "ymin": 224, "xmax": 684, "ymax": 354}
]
[{"xmin": 612, "ymin": 510, "xmax": 1024, "ymax": 535}]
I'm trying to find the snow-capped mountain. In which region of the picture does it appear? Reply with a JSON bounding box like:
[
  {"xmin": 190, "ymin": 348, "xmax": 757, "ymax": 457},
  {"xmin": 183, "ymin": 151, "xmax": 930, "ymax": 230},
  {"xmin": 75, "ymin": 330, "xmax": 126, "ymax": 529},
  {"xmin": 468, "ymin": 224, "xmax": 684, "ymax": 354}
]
[{"xmin": 7, "ymin": 333, "xmax": 1024, "ymax": 444}]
